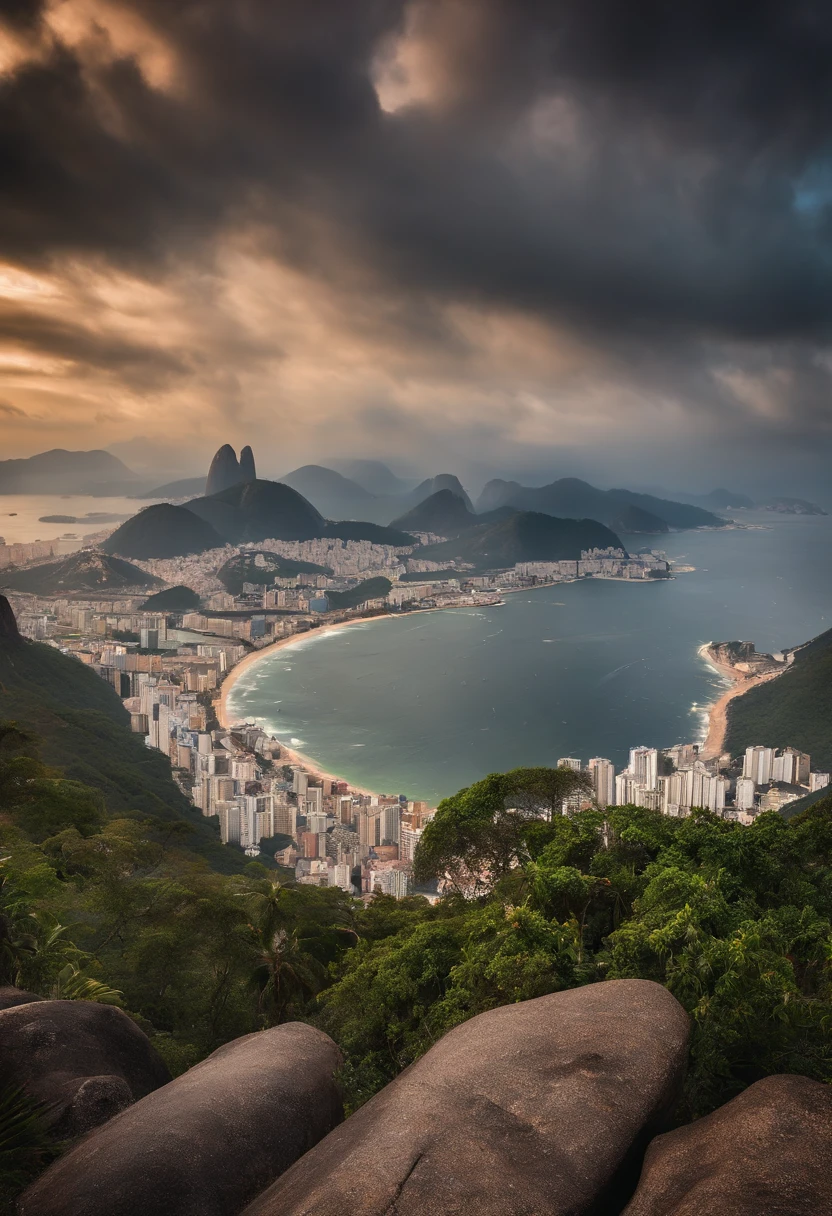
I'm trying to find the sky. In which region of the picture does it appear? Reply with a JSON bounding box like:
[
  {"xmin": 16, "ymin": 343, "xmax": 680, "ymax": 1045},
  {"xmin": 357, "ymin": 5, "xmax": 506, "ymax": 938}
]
[{"xmin": 1, "ymin": 0, "xmax": 832, "ymax": 496}]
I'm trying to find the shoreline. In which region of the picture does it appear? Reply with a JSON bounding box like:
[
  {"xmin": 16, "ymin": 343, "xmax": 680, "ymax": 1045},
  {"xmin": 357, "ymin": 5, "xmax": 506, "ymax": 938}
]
[
  {"xmin": 216, "ymin": 573, "xmax": 682, "ymax": 798},
  {"xmin": 697, "ymin": 643, "xmax": 786, "ymax": 760},
  {"xmin": 217, "ymin": 614, "xmax": 394, "ymax": 797}
]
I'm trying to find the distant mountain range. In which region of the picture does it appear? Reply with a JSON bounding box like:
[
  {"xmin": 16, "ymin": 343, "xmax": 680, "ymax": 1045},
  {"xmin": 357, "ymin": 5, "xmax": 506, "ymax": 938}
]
[
  {"xmin": 476, "ymin": 478, "xmax": 725, "ymax": 533},
  {"xmin": 58, "ymin": 441, "xmax": 824, "ymax": 567},
  {"xmin": 105, "ymin": 448, "xmax": 416, "ymax": 560},
  {"xmin": 418, "ymin": 511, "xmax": 624, "ymax": 570},
  {"xmin": 269, "ymin": 465, "xmax": 730, "ymax": 533},
  {"xmin": 328, "ymin": 460, "xmax": 419, "ymax": 497},
  {"xmin": 1, "ymin": 550, "xmax": 160, "ymax": 594},
  {"xmin": 0, "ymin": 449, "xmax": 139, "ymax": 496}
]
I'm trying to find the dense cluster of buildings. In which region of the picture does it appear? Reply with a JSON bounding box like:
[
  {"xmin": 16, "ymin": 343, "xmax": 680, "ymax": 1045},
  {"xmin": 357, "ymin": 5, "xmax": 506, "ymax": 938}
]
[
  {"xmin": 127, "ymin": 687, "xmax": 434, "ymax": 897},
  {"xmin": 0, "ymin": 539, "xmax": 55, "ymax": 568},
  {"xmin": 7, "ymin": 517, "xmax": 825, "ymax": 899},
  {"xmin": 569, "ymin": 743, "xmax": 829, "ymax": 824},
  {"xmin": 515, "ymin": 548, "xmax": 670, "ymax": 581}
]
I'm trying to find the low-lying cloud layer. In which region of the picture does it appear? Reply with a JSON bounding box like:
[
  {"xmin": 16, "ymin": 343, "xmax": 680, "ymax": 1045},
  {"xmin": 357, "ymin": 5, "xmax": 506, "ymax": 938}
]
[{"xmin": 1, "ymin": 0, "xmax": 831, "ymax": 492}]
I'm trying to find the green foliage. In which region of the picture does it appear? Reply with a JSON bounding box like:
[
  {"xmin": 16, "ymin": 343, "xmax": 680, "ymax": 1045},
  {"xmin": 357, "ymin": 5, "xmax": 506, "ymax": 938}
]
[
  {"xmin": 217, "ymin": 552, "xmax": 331, "ymax": 594},
  {"xmin": 140, "ymin": 585, "xmax": 202, "ymax": 611},
  {"xmin": 418, "ymin": 511, "xmax": 623, "ymax": 570},
  {"xmin": 322, "ymin": 786, "xmax": 832, "ymax": 1118},
  {"xmin": 6, "ymin": 699, "xmax": 832, "ymax": 1173},
  {"xmin": 326, "ymin": 578, "xmax": 393, "ymax": 610},
  {"xmin": 414, "ymin": 766, "xmax": 593, "ymax": 893},
  {"xmin": 0, "ymin": 641, "xmax": 251, "ymax": 873},
  {"xmin": 0, "ymin": 1080, "xmax": 57, "ymax": 1198},
  {"xmin": 724, "ymin": 626, "xmax": 832, "ymax": 771}
]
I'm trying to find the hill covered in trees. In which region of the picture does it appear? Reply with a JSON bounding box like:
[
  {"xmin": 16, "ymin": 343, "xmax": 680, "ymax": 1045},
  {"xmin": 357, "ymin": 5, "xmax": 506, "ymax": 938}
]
[
  {"xmin": 185, "ymin": 479, "xmax": 326, "ymax": 544},
  {"xmin": 217, "ymin": 551, "xmax": 332, "ymax": 595},
  {"xmin": 418, "ymin": 511, "xmax": 624, "ymax": 569},
  {"xmin": 0, "ymin": 551, "xmax": 161, "ymax": 595},
  {"xmin": 139, "ymin": 586, "xmax": 202, "ymax": 611},
  {"xmin": 326, "ymin": 578, "xmax": 392, "ymax": 610},
  {"xmin": 104, "ymin": 504, "xmax": 224, "ymax": 560},
  {"xmin": 0, "ymin": 621, "xmax": 244, "ymax": 874},
  {"xmin": 724, "ymin": 627, "xmax": 832, "ymax": 771}
]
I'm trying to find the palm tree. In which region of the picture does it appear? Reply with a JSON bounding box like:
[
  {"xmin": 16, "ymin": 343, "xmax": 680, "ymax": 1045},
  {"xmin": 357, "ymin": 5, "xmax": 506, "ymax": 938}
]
[{"xmin": 245, "ymin": 881, "xmax": 326, "ymax": 1024}]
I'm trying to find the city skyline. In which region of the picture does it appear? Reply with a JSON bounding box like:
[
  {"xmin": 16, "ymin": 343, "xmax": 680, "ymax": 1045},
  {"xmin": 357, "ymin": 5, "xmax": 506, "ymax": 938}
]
[{"xmin": 1, "ymin": 3, "xmax": 832, "ymax": 497}]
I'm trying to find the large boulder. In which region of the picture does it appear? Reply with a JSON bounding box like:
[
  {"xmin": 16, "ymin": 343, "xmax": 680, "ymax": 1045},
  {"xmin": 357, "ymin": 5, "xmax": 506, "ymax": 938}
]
[
  {"xmin": 0, "ymin": 1000, "xmax": 170, "ymax": 1138},
  {"xmin": 242, "ymin": 979, "xmax": 690, "ymax": 1216},
  {"xmin": 0, "ymin": 986, "xmax": 43, "ymax": 1010},
  {"xmin": 19, "ymin": 1022, "xmax": 344, "ymax": 1216},
  {"xmin": 623, "ymin": 1074, "xmax": 832, "ymax": 1215}
]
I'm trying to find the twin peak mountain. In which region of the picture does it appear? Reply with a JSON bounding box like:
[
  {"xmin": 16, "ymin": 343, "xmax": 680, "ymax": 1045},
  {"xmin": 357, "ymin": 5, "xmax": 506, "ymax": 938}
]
[{"xmin": 205, "ymin": 444, "xmax": 256, "ymax": 496}]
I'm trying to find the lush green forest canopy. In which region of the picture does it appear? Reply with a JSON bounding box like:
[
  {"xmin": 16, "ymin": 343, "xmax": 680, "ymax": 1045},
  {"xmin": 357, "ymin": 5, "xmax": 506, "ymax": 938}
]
[
  {"xmin": 0, "ymin": 639, "xmax": 250, "ymax": 874},
  {"xmin": 4, "ymin": 694, "xmax": 832, "ymax": 1148},
  {"xmin": 326, "ymin": 578, "xmax": 392, "ymax": 610}
]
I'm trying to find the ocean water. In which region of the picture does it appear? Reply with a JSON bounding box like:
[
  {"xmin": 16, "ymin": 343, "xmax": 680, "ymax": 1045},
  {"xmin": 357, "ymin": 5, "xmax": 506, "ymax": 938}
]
[
  {"xmin": 227, "ymin": 512, "xmax": 832, "ymax": 803},
  {"xmin": 0, "ymin": 494, "xmax": 151, "ymax": 549}
]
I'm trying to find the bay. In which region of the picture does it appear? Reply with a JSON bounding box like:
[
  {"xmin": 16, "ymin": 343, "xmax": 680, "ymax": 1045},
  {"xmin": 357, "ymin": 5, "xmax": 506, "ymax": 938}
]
[
  {"xmin": 227, "ymin": 512, "xmax": 832, "ymax": 804},
  {"xmin": 0, "ymin": 494, "xmax": 152, "ymax": 550}
]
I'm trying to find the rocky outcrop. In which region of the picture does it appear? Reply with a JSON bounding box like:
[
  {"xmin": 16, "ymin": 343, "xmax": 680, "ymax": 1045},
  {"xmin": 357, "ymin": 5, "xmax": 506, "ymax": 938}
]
[
  {"xmin": 0, "ymin": 986, "xmax": 42, "ymax": 1010},
  {"xmin": 206, "ymin": 444, "xmax": 242, "ymax": 496},
  {"xmin": 0, "ymin": 594, "xmax": 21, "ymax": 642},
  {"xmin": 242, "ymin": 980, "xmax": 690, "ymax": 1216},
  {"xmin": 0, "ymin": 999, "xmax": 170, "ymax": 1139},
  {"xmin": 19, "ymin": 1022, "xmax": 344, "ymax": 1216},
  {"xmin": 239, "ymin": 444, "xmax": 257, "ymax": 483},
  {"xmin": 623, "ymin": 1074, "xmax": 832, "ymax": 1215}
]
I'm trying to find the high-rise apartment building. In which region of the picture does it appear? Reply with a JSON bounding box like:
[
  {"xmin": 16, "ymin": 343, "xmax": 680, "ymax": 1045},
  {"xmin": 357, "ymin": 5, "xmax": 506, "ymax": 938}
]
[
  {"xmin": 629, "ymin": 747, "xmax": 658, "ymax": 790},
  {"xmin": 735, "ymin": 776, "xmax": 756, "ymax": 811},
  {"xmin": 557, "ymin": 757, "xmax": 582, "ymax": 772},
  {"xmin": 587, "ymin": 757, "xmax": 615, "ymax": 809},
  {"xmin": 743, "ymin": 746, "xmax": 774, "ymax": 785}
]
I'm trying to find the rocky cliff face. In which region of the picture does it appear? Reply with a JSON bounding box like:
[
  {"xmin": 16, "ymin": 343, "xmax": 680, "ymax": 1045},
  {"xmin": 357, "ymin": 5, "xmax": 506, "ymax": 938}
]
[
  {"xmin": 0, "ymin": 594, "xmax": 21, "ymax": 642},
  {"xmin": 239, "ymin": 445, "xmax": 257, "ymax": 483},
  {"xmin": 206, "ymin": 444, "xmax": 257, "ymax": 496},
  {"xmin": 11, "ymin": 981, "xmax": 831, "ymax": 1215},
  {"xmin": 206, "ymin": 444, "xmax": 242, "ymax": 496}
]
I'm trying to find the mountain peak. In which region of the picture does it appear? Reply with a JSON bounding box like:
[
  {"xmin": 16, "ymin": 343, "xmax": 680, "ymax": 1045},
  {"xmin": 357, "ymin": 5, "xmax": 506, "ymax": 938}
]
[
  {"xmin": 239, "ymin": 445, "xmax": 257, "ymax": 483},
  {"xmin": 206, "ymin": 445, "xmax": 242, "ymax": 496}
]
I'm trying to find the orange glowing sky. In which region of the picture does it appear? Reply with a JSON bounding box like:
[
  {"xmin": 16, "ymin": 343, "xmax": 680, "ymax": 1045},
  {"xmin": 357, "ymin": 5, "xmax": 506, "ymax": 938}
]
[{"xmin": 2, "ymin": 2, "xmax": 831, "ymax": 491}]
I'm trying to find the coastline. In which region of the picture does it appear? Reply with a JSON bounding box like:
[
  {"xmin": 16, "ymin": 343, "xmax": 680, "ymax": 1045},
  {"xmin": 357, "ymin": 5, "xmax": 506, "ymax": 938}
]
[
  {"xmin": 216, "ymin": 573, "xmax": 679, "ymax": 797},
  {"xmin": 698, "ymin": 643, "xmax": 786, "ymax": 760},
  {"xmin": 217, "ymin": 614, "xmax": 396, "ymax": 797}
]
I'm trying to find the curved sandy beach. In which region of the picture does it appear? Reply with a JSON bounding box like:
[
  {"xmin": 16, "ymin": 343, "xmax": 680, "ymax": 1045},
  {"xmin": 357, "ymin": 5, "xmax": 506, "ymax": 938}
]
[
  {"xmin": 698, "ymin": 644, "xmax": 786, "ymax": 760},
  {"xmin": 217, "ymin": 614, "xmax": 395, "ymax": 796}
]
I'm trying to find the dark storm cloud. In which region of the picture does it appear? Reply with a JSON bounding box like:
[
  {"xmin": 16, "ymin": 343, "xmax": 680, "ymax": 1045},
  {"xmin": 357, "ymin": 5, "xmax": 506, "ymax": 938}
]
[
  {"xmin": 2, "ymin": 0, "xmax": 832, "ymax": 462},
  {"xmin": 3, "ymin": 1, "xmax": 832, "ymax": 338}
]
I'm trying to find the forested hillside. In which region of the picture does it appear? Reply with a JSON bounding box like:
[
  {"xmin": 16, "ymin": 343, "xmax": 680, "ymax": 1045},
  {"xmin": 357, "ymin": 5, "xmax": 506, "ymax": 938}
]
[
  {"xmin": 0, "ymin": 635, "xmax": 242, "ymax": 873},
  {"xmin": 724, "ymin": 627, "xmax": 832, "ymax": 771}
]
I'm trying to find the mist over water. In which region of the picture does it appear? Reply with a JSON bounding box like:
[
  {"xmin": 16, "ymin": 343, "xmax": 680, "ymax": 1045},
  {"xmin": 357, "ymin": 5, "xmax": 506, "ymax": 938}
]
[{"xmin": 230, "ymin": 512, "xmax": 832, "ymax": 804}]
